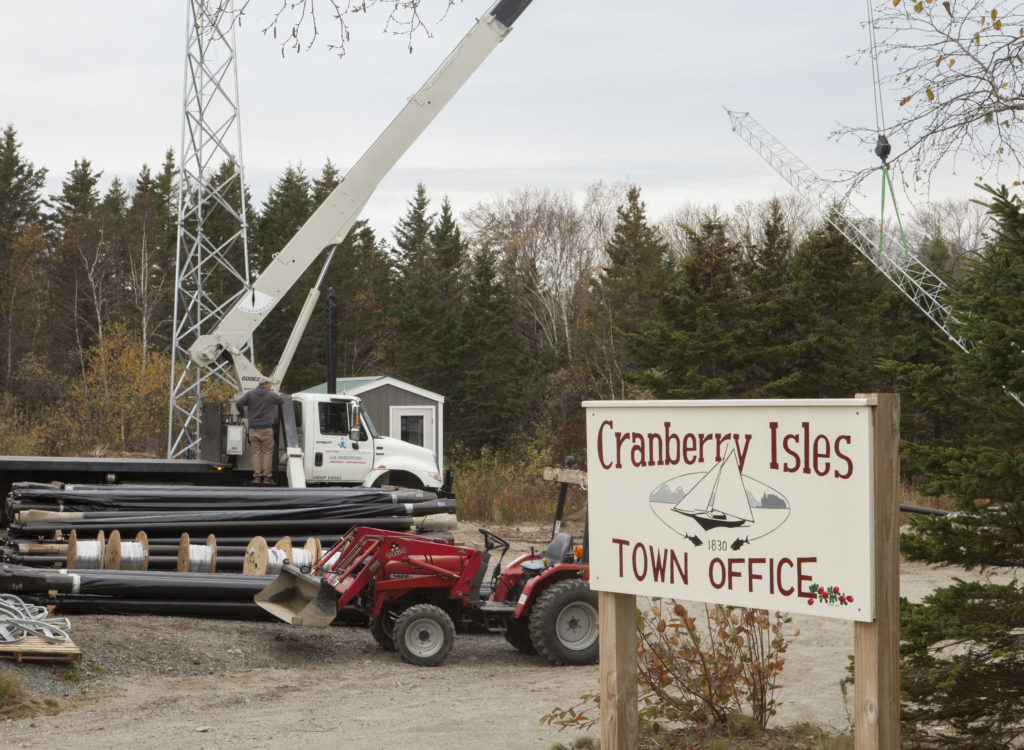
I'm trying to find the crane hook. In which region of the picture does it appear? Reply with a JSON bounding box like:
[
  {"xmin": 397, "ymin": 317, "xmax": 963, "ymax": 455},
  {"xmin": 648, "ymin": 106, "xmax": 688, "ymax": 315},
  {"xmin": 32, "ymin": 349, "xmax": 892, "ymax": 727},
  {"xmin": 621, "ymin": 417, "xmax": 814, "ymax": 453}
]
[{"xmin": 874, "ymin": 134, "xmax": 891, "ymax": 164}]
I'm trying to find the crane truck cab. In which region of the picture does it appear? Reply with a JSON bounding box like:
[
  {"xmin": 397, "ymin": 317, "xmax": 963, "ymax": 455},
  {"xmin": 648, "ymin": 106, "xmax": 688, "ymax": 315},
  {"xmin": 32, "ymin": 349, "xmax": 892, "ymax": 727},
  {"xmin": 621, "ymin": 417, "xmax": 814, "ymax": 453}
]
[{"xmin": 289, "ymin": 393, "xmax": 442, "ymax": 490}]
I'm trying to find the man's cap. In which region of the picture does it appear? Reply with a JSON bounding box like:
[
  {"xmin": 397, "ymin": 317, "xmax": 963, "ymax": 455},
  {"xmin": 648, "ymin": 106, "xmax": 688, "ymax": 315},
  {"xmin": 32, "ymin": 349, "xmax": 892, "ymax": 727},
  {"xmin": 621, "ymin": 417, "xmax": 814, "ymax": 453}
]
[{"xmin": 259, "ymin": 376, "xmax": 272, "ymax": 385}]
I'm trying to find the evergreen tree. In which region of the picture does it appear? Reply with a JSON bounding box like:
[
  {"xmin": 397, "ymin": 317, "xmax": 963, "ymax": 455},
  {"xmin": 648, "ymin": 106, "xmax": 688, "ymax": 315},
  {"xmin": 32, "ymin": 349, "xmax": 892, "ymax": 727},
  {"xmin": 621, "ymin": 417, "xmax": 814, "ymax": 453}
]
[
  {"xmin": 284, "ymin": 219, "xmax": 393, "ymax": 389},
  {"xmin": 227, "ymin": 164, "xmax": 312, "ymax": 375},
  {"xmin": 427, "ymin": 197, "xmax": 467, "ymax": 368},
  {"xmin": 252, "ymin": 164, "xmax": 313, "ymax": 273},
  {"xmin": 740, "ymin": 197, "xmax": 799, "ymax": 396},
  {"xmin": 46, "ymin": 160, "xmax": 110, "ymax": 372},
  {"xmin": 311, "ymin": 159, "xmax": 341, "ymax": 206},
  {"xmin": 449, "ymin": 244, "xmax": 528, "ymax": 449},
  {"xmin": 389, "ymin": 183, "xmax": 442, "ymax": 386},
  {"xmin": 0, "ymin": 126, "xmax": 48, "ymax": 389},
  {"xmin": 631, "ymin": 212, "xmax": 753, "ymax": 398},
  {"xmin": 124, "ymin": 163, "xmax": 177, "ymax": 351},
  {"xmin": 896, "ymin": 185, "xmax": 1024, "ymax": 748},
  {"xmin": 778, "ymin": 212, "xmax": 894, "ymax": 398},
  {"xmin": 154, "ymin": 150, "xmax": 179, "ymax": 250},
  {"xmin": 47, "ymin": 159, "xmax": 102, "ymax": 238},
  {"xmin": 584, "ymin": 185, "xmax": 669, "ymax": 398},
  {"xmin": 0, "ymin": 125, "xmax": 47, "ymax": 261}
]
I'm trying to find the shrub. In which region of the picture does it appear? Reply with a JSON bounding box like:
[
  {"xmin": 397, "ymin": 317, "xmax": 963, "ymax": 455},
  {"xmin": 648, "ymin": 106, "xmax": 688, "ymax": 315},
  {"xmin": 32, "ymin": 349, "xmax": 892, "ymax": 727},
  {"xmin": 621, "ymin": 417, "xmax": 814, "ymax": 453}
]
[{"xmin": 542, "ymin": 600, "xmax": 798, "ymax": 735}]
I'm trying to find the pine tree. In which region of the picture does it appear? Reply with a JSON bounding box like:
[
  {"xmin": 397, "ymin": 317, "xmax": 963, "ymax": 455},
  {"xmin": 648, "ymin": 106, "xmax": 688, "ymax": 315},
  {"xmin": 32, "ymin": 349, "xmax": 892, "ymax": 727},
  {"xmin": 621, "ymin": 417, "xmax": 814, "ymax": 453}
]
[
  {"xmin": 740, "ymin": 198, "xmax": 799, "ymax": 395},
  {"xmin": 389, "ymin": 183, "xmax": 443, "ymax": 387},
  {"xmin": 47, "ymin": 159, "xmax": 102, "ymax": 238},
  {"xmin": 450, "ymin": 244, "xmax": 528, "ymax": 449},
  {"xmin": 284, "ymin": 219, "xmax": 393, "ymax": 389},
  {"xmin": 897, "ymin": 185, "xmax": 1024, "ymax": 748},
  {"xmin": 124, "ymin": 163, "xmax": 177, "ymax": 352},
  {"xmin": 632, "ymin": 213, "xmax": 754, "ymax": 398},
  {"xmin": 779, "ymin": 212, "xmax": 895, "ymax": 398},
  {"xmin": 248, "ymin": 164, "xmax": 315, "ymax": 375},
  {"xmin": 311, "ymin": 159, "xmax": 341, "ymax": 205},
  {"xmin": 0, "ymin": 126, "xmax": 48, "ymax": 389},
  {"xmin": 584, "ymin": 185, "xmax": 669, "ymax": 398},
  {"xmin": 0, "ymin": 125, "xmax": 47, "ymax": 261}
]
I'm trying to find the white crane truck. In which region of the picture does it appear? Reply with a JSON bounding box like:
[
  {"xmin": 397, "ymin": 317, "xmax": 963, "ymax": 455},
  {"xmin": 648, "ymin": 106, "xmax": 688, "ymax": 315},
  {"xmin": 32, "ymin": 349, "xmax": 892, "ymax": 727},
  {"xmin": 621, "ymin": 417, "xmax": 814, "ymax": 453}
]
[{"xmin": 0, "ymin": 0, "xmax": 534, "ymax": 497}]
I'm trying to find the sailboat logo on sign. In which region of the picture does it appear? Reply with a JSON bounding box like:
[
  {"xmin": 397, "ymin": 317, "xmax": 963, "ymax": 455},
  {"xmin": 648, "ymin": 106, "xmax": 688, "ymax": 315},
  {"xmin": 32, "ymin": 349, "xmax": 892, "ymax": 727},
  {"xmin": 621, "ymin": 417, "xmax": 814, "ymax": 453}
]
[{"xmin": 648, "ymin": 447, "xmax": 790, "ymax": 550}]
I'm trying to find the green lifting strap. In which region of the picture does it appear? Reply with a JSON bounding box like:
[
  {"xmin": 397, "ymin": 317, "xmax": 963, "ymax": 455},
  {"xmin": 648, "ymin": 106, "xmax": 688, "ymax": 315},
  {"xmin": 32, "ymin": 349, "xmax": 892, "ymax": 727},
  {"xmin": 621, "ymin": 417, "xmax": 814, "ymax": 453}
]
[{"xmin": 878, "ymin": 165, "xmax": 913, "ymax": 259}]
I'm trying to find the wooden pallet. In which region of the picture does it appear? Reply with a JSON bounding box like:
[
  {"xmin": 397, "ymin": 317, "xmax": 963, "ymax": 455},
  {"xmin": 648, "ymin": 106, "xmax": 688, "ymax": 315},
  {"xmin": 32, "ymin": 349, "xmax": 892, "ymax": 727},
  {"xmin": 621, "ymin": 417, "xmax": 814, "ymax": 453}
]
[{"xmin": 0, "ymin": 635, "xmax": 81, "ymax": 663}]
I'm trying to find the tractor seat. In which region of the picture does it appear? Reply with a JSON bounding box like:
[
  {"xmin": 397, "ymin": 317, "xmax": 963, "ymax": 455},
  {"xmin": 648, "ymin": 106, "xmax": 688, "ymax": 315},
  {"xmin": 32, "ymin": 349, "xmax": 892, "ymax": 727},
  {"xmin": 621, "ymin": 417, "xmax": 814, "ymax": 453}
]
[
  {"xmin": 544, "ymin": 532, "xmax": 573, "ymax": 565},
  {"xmin": 521, "ymin": 532, "xmax": 574, "ymax": 574}
]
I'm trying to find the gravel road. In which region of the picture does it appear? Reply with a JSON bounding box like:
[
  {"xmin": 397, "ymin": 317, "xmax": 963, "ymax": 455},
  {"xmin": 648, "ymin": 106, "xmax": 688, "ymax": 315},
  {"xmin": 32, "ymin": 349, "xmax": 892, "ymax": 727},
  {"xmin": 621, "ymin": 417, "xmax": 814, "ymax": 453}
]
[{"xmin": 2, "ymin": 523, "xmax": 1016, "ymax": 749}]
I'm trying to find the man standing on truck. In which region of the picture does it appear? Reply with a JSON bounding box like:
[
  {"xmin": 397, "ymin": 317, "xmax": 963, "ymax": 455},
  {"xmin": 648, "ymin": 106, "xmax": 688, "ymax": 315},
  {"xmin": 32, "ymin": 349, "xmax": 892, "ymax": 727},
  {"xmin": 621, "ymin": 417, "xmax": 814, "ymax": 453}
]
[{"xmin": 236, "ymin": 377, "xmax": 285, "ymax": 486}]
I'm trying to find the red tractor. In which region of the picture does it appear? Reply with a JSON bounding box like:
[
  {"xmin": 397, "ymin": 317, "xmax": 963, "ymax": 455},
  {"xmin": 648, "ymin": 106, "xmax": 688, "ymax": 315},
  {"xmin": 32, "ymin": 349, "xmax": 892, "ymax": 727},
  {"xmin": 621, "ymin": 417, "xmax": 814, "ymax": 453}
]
[{"xmin": 255, "ymin": 525, "xmax": 597, "ymax": 666}]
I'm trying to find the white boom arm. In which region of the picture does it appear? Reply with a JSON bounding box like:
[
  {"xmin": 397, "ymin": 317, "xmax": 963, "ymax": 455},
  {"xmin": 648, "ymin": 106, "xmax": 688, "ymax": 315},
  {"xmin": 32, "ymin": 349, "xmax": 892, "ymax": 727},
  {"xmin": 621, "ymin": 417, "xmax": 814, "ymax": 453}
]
[{"xmin": 190, "ymin": 0, "xmax": 534, "ymax": 389}]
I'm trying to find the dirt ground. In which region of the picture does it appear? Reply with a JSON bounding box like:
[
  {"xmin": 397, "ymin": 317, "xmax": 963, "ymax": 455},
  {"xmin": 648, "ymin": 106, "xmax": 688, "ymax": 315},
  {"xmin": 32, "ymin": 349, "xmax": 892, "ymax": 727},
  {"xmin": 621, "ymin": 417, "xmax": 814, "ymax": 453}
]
[{"xmin": 1, "ymin": 521, "xmax": 1017, "ymax": 749}]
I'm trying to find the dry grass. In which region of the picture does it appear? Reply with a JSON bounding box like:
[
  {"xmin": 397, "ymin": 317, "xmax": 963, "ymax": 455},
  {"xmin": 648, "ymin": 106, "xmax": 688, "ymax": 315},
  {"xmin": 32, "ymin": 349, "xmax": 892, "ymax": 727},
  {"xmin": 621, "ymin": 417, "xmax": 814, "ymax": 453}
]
[
  {"xmin": 0, "ymin": 671, "xmax": 59, "ymax": 720},
  {"xmin": 898, "ymin": 484, "xmax": 956, "ymax": 526},
  {"xmin": 450, "ymin": 442, "xmax": 587, "ymax": 524},
  {"xmin": 550, "ymin": 721, "xmax": 854, "ymax": 749}
]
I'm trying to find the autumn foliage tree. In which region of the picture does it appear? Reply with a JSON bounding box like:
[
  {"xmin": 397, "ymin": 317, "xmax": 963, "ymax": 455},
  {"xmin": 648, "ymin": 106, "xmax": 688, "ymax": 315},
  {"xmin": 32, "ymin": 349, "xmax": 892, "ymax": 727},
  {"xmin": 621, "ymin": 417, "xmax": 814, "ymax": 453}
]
[{"xmin": 59, "ymin": 324, "xmax": 173, "ymax": 456}]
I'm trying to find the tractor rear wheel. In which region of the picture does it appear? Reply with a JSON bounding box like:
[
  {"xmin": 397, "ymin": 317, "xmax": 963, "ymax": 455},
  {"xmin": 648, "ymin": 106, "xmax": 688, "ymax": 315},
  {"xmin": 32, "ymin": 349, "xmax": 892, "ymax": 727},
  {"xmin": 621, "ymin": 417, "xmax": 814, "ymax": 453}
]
[
  {"xmin": 370, "ymin": 607, "xmax": 397, "ymax": 651},
  {"xmin": 394, "ymin": 603, "xmax": 455, "ymax": 666},
  {"xmin": 528, "ymin": 578, "xmax": 599, "ymax": 666}
]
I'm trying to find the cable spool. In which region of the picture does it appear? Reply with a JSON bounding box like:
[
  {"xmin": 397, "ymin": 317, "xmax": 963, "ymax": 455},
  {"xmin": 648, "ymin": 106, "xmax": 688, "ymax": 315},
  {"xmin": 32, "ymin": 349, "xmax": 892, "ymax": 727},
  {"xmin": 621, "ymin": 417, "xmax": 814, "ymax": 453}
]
[
  {"xmin": 304, "ymin": 537, "xmax": 322, "ymax": 568},
  {"xmin": 103, "ymin": 530, "xmax": 149, "ymax": 571},
  {"xmin": 243, "ymin": 536, "xmax": 299, "ymax": 575},
  {"xmin": 177, "ymin": 533, "xmax": 217, "ymax": 573},
  {"xmin": 66, "ymin": 529, "xmax": 105, "ymax": 569},
  {"xmin": 243, "ymin": 535, "xmax": 269, "ymax": 575},
  {"xmin": 289, "ymin": 538, "xmax": 320, "ymax": 570}
]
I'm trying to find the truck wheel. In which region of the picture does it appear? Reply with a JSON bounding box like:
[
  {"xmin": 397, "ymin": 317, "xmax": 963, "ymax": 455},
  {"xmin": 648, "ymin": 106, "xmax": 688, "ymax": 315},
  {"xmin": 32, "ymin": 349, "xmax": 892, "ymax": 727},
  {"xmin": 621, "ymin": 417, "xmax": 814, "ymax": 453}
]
[
  {"xmin": 503, "ymin": 617, "xmax": 536, "ymax": 655},
  {"xmin": 370, "ymin": 607, "xmax": 397, "ymax": 651},
  {"xmin": 528, "ymin": 578, "xmax": 599, "ymax": 666},
  {"xmin": 394, "ymin": 603, "xmax": 455, "ymax": 666}
]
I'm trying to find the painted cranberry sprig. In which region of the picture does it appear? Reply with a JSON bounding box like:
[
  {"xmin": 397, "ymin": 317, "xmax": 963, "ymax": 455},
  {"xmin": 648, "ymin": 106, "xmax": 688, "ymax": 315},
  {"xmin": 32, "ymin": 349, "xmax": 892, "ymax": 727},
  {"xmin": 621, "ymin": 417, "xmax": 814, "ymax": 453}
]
[{"xmin": 807, "ymin": 582, "xmax": 854, "ymax": 606}]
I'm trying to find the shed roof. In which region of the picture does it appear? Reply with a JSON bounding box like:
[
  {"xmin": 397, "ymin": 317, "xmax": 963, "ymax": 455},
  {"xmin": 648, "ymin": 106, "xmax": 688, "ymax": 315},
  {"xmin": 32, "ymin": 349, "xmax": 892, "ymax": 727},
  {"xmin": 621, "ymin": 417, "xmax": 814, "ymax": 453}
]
[{"xmin": 299, "ymin": 375, "xmax": 444, "ymax": 403}]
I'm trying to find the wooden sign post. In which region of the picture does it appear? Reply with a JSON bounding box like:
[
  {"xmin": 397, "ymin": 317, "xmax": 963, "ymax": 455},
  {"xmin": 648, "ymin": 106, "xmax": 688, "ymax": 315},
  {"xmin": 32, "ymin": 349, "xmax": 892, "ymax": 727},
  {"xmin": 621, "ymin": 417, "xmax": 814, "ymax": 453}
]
[
  {"xmin": 585, "ymin": 396, "xmax": 900, "ymax": 750},
  {"xmin": 854, "ymin": 393, "xmax": 900, "ymax": 749}
]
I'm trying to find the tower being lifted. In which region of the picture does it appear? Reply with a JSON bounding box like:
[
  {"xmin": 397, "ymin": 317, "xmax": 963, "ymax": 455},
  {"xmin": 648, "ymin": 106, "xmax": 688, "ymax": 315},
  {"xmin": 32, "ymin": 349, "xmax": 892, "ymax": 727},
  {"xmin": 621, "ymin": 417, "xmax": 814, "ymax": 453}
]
[
  {"xmin": 168, "ymin": 0, "xmax": 252, "ymax": 459},
  {"xmin": 726, "ymin": 108, "xmax": 1023, "ymax": 409}
]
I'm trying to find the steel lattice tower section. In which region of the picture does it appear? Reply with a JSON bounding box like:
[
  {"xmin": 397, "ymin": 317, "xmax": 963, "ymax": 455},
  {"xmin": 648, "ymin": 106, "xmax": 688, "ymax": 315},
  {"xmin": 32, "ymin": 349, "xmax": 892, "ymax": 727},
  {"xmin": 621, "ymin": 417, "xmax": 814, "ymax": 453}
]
[
  {"xmin": 726, "ymin": 108, "xmax": 1024, "ymax": 409},
  {"xmin": 168, "ymin": 0, "xmax": 252, "ymax": 459},
  {"xmin": 725, "ymin": 108, "xmax": 967, "ymax": 354}
]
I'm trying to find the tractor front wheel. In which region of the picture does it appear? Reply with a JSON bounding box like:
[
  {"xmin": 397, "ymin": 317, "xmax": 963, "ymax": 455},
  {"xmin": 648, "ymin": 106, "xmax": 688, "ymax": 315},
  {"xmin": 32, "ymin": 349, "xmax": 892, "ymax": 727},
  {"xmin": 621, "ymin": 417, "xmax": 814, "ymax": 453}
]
[
  {"xmin": 370, "ymin": 607, "xmax": 397, "ymax": 651},
  {"xmin": 394, "ymin": 603, "xmax": 455, "ymax": 666},
  {"xmin": 528, "ymin": 578, "xmax": 599, "ymax": 666}
]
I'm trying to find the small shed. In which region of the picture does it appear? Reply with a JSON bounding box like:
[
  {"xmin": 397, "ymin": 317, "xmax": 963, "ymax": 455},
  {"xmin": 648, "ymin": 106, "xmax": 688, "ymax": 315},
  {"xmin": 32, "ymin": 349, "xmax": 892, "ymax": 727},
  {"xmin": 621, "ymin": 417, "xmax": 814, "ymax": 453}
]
[{"xmin": 299, "ymin": 376, "xmax": 445, "ymax": 468}]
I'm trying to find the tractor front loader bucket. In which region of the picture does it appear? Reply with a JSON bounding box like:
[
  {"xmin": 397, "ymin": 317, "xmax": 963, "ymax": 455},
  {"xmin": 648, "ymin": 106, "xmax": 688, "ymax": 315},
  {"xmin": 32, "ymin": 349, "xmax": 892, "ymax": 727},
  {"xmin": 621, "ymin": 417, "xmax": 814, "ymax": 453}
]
[{"xmin": 254, "ymin": 564, "xmax": 340, "ymax": 627}]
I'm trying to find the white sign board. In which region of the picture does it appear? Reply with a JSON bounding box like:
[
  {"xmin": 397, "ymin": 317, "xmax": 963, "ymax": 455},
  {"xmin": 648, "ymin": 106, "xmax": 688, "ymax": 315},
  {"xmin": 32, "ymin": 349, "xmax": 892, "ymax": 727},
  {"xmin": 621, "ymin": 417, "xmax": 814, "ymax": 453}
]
[{"xmin": 585, "ymin": 399, "xmax": 876, "ymax": 622}]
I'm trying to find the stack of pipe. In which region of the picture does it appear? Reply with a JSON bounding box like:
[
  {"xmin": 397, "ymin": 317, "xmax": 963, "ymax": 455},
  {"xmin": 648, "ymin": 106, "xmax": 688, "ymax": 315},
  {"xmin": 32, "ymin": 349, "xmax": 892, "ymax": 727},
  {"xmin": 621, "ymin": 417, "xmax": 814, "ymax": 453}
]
[
  {"xmin": 0, "ymin": 562, "xmax": 286, "ymax": 620},
  {"xmin": 2, "ymin": 483, "xmax": 456, "ymax": 569},
  {"xmin": 0, "ymin": 482, "xmax": 456, "ymax": 619}
]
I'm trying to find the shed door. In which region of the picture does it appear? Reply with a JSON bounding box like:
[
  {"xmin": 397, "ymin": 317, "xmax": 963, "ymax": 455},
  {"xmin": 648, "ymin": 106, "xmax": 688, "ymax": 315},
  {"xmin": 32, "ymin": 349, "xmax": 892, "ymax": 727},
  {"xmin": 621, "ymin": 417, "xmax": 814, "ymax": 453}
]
[{"xmin": 390, "ymin": 406, "xmax": 435, "ymax": 451}]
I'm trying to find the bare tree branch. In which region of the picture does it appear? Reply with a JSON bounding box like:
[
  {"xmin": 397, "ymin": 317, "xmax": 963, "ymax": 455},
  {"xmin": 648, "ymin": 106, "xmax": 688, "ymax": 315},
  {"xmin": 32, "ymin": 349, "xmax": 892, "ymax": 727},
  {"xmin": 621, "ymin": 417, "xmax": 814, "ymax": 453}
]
[
  {"xmin": 837, "ymin": 1, "xmax": 1024, "ymax": 192},
  {"xmin": 234, "ymin": 0, "xmax": 459, "ymax": 57}
]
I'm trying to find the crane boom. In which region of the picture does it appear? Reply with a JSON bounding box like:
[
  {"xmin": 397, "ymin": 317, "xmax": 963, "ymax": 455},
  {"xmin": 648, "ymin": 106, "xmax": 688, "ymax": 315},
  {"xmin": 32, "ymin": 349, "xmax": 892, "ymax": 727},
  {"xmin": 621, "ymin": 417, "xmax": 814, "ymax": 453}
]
[
  {"xmin": 190, "ymin": 0, "xmax": 534, "ymax": 390},
  {"xmin": 726, "ymin": 108, "xmax": 1024, "ymax": 409}
]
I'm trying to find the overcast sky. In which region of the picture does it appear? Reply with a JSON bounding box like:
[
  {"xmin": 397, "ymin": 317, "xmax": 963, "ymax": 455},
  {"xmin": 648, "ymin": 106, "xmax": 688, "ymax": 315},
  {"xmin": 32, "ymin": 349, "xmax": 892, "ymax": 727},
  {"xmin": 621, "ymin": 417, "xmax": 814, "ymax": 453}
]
[{"xmin": 3, "ymin": 1, "xmax": 982, "ymax": 238}]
